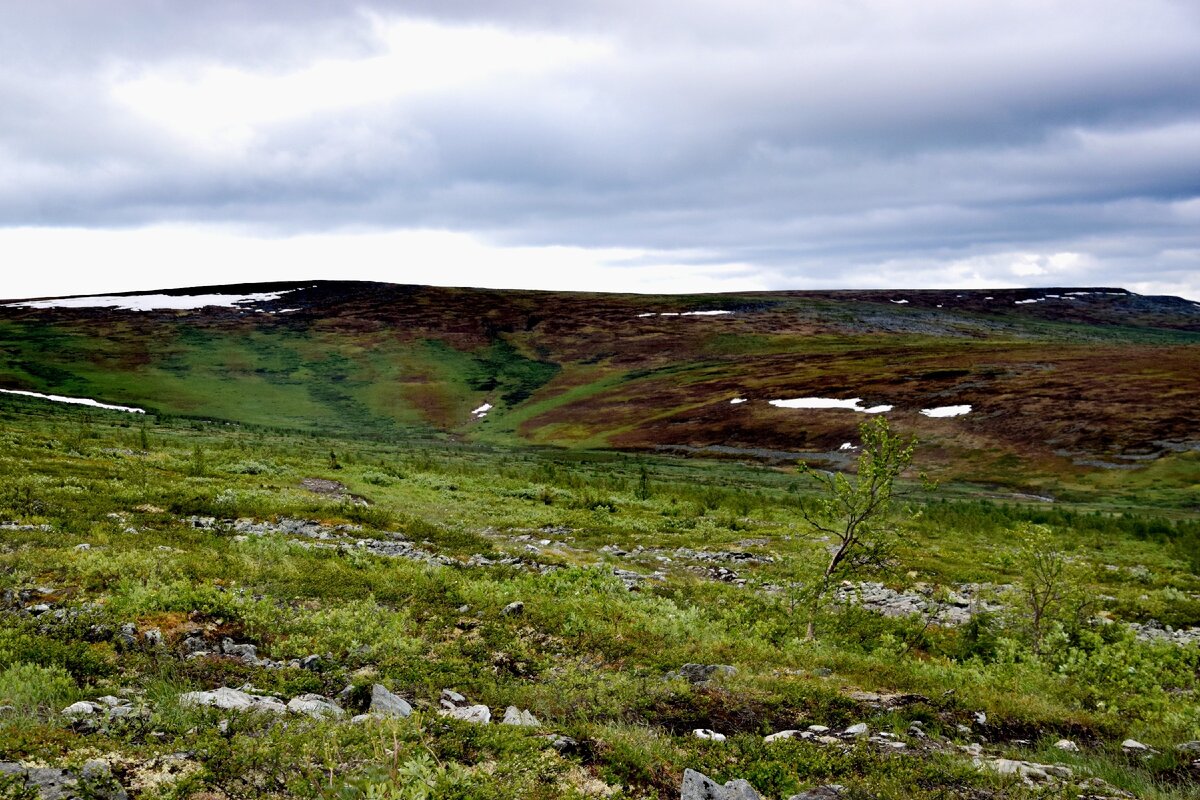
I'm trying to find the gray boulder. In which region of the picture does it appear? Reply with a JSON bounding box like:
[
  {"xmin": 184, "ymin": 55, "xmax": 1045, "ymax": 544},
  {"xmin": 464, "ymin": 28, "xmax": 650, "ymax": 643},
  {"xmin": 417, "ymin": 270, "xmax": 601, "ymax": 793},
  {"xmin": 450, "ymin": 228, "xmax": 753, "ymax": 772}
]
[
  {"xmin": 444, "ymin": 704, "xmax": 491, "ymax": 724},
  {"xmin": 501, "ymin": 706, "xmax": 540, "ymax": 727},
  {"xmin": 786, "ymin": 787, "xmax": 846, "ymax": 800},
  {"xmin": 680, "ymin": 768, "xmax": 762, "ymax": 800},
  {"xmin": 286, "ymin": 694, "xmax": 344, "ymax": 719},
  {"xmin": 0, "ymin": 759, "xmax": 127, "ymax": 800},
  {"xmin": 179, "ymin": 687, "xmax": 286, "ymax": 714},
  {"xmin": 368, "ymin": 684, "xmax": 412, "ymax": 718},
  {"xmin": 672, "ymin": 664, "xmax": 737, "ymax": 684}
]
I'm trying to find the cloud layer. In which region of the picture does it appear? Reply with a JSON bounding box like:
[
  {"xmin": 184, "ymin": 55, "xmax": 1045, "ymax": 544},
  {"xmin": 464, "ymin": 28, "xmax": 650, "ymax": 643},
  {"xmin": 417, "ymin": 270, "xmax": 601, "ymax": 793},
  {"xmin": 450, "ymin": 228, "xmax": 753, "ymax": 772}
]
[{"xmin": 2, "ymin": 1, "xmax": 1198, "ymax": 298}]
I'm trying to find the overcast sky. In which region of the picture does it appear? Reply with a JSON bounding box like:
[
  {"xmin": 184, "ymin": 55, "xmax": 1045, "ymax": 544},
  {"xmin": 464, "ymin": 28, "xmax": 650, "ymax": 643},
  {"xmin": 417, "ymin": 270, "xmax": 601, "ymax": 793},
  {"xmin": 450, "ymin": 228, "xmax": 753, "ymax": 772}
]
[{"xmin": 2, "ymin": 1, "xmax": 1198, "ymax": 299}]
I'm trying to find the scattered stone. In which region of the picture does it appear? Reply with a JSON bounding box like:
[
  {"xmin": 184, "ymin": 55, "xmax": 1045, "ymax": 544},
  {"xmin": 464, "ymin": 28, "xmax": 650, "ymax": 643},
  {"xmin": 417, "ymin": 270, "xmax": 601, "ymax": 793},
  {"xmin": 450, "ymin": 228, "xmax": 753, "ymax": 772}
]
[
  {"xmin": 180, "ymin": 636, "xmax": 207, "ymax": 655},
  {"xmin": 1121, "ymin": 739, "xmax": 1153, "ymax": 754},
  {"xmin": 179, "ymin": 687, "xmax": 287, "ymax": 714},
  {"xmin": 74, "ymin": 543, "xmax": 91, "ymax": 551},
  {"xmin": 680, "ymin": 768, "xmax": 761, "ymax": 800},
  {"xmin": 842, "ymin": 723, "xmax": 868, "ymax": 737},
  {"xmin": 501, "ymin": 601, "xmax": 525, "ymax": 616},
  {"xmin": 300, "ymin": 654, "xmax": 322, "ymax": 671},
  {"xmin": 501, "ymin": 706, "xmax": 540, "ymax": 727},
  {"xmin": 220, "ymin": 638, "xmax": 258, "ymax": 663},
  {"xmin": 668, "ymin": 664, "xmax": 737, "ymax": 684},
  {"xmin": 786, "ymin": 787, "xmax": 846, "ymax": 800},
  {"xmin": 693, "ymin": 728, "xmax": 727, "ymax": 741},
  {"xmin": 1176, "ymin": 741, "xmax": 1200, "ymax": 753},
  {"xmin": 286, "ymin": 694, "xmax": 344, "ymax": 719},
  {"xmin": 444, "ymin": 704, "xmax": 491, "ymax": 724},
  {"xmin": 547, "ymin": 734, "xmax": 579, "ymax": 754},
  {"xmin": 764, "ymin": 730, "xmax": 801, "ymax": 743},
  {"xmin": 440, "ymin": 689, "xmax": 467, "ymax": 710},
  {"xmin": 62, "ymin": 701, "xmax": 99, "ymax": 717},
  {"xmin": 143, "ymin": 628, "xmax": 163, "ymax": 647},
  {"xmin": 368, "ymin": 684, "xmax": 412, "ymax": 718},
  {"xmin": 979, "ymin": 757, "xmax": 1072, "ymax": 784},
  {"xmin": 0, "ymin": 759, "xmax": 128, "ymax": 800},
  {"xmin": 1054, "ymin": 739, "xmax": 1080, "ymax": 752}
]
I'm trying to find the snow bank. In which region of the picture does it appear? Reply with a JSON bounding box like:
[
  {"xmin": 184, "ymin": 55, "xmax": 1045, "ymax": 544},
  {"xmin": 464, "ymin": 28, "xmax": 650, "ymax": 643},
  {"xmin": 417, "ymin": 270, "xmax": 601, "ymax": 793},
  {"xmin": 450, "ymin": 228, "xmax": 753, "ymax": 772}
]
[
  {"xmin": 920, "ymin": 405, "xmax": 971, "ymax": 418},
  {"xmin": 0, "ymin": 389, "xmax": 144, "ymax": 414},
  {"xmin": 769, "ymin": 397, "xmax": 892, "ymax": 414},
  {"xmin": 7, "ymin": 291, "xmax": 295, "ymax": 311}
]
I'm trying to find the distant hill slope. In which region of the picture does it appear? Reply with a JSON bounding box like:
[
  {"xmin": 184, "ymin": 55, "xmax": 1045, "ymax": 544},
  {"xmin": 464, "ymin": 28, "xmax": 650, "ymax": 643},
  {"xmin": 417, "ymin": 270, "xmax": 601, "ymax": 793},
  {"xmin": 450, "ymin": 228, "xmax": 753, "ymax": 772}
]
[{"xmin": 2, "ymin": 281, "xmax": 1198, "ymax": 494}]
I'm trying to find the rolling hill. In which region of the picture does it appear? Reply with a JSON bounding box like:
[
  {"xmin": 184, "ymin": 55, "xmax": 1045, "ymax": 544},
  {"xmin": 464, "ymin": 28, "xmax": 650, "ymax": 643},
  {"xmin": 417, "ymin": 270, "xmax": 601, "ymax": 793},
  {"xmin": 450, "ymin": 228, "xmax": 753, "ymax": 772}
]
[{"xmin": 2, "ymin": 281, "xmax": 1198, "ymax": 501}]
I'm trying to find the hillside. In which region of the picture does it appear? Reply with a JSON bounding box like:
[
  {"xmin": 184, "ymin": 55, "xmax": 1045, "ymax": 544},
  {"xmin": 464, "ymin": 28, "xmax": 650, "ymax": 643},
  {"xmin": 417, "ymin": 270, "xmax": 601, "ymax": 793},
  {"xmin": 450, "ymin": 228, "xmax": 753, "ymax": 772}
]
[{"xmin": 2, "ymin": 281, "xmax": 1199, "ymax": 502}]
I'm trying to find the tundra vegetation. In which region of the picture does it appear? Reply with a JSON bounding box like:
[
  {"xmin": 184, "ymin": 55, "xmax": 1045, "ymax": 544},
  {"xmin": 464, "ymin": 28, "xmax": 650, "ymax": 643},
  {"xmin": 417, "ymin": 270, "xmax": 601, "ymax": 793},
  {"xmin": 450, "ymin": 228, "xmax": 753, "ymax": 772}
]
[{"xmin": 0, "ymin": 395, "xmax": 1197, "ymax": 799}]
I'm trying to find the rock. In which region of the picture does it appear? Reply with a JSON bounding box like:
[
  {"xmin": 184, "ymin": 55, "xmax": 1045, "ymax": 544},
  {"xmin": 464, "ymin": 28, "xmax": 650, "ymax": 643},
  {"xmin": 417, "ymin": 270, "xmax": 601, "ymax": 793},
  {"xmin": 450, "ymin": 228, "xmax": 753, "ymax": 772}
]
[
  {"xmin": 0, "ymin": 760, "xmax": 127, "ymax": 800},
  {"xmin": 220, "ymin": 638, "xmax": 258, "ymax": 663},
  {"xmin": 300, "ymin": 654, "xmax": 322, "ymax": 671},
  {"xmin": 973, "ymin": 711, "xmax": 987, "ymax": 725},
  {"xmin": 764, "ymin": 729, "xmax": 801, "ymax": 743},
  {"xmin": 680, "ymin": 768, "xmax": 762, "ymax": 800},
  {"xmin": 180, "ymin": 636, "xmax": 207, "ymax": 655},
  {"xmin": 61, "ymin": 701, "xmax": 98, "ymax": 717},
  {"xmin": 979, "ymin": 758, "xmax": 1072, "ymax": 785},
  {"xmin": 1122, "ymin": 739, "xmax": 1153, "ymax": 753},
  {"xmin": 444, "ymin": 704, "xmax": 491, "ymax": 724},
  {"xmin": 74, "ymin": 543, "xmax": 91, "ymax": 551},
  {"xmin": 143, "ymin": 628, "xmax": 163, "ymax": 647},
  {"xmin": 1054, "ymin": 739, "xmax": 1079, "ymax": 752},
  {"xmin": 286, "ymin": 694, "xmax": 344, "ymax": 719},
  {"xmin": 80, "ymin": 759, "xmax": 128, "ymax": 800},
  {"xmin": 786, "ymin": 787, "xmax": 846, "ymax": 800},
  {"xmin": 501, "ymin": 706, "xmax": 540, "ymax": 727},
  {"xmin": 672, "ymin": 664, "xmax": 737, "ymax": 684},
  {"xmin": 368, "ymin": 684, "xmax": 412, "ymax": 718},
  {"xmin": 694, "ymin": 728, "xmax": 726, "ymax": 741},
  {"xmin": 547, "ymin": 735, "xmax": 579, "ymax": 754},
  {"xmin": 812, "ymin": 668, "xmax": 833, "ymax": 677},
  {"xmin": 179, "ymin": 687, "xmax": 286, "ymax": 714},
  {"xmin": 842, "ymin": 723, "xmax": 868, "ymax": 737},
  {"xmin": 440, "ymin": 689, "xmax": 467, "ymax": 710},
  {"xmin": 501, "ymin": 601, "xmax": 525, "ymax": 616},
  {"xmin": 1174, "ymin": 741, "xmax": 1200, "ymax": 753},
  {"xmin": 807, "ymin": 724, "xmax": 830, "ymax": 733}
]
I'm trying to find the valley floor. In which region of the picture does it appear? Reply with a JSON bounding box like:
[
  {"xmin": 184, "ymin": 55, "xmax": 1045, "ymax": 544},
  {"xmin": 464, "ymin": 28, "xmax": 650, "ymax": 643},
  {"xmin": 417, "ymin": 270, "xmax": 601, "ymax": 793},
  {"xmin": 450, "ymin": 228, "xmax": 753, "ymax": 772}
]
[{"xmin": 0, "ymin": 396, "xmax": 1198, "ymax": 799}]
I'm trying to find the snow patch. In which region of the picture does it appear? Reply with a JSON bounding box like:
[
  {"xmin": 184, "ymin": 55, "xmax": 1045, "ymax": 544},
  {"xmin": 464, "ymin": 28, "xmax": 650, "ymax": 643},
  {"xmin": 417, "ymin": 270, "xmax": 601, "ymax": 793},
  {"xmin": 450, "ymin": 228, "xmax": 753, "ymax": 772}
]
[
  {"xmin": 636, "ymin": 310, "xmax": 732, "ymax": 318},
  {"xmin": 0, "ymin": 389, "xmax": 144, "ymax": 414},
  {"xmin": 471, "ymin": 403, "xmax": 492, "ymax": 419},
  {"xmin": 7, "ymin": 291, "xmax": 296, "ymax": 311},
  {"xmin": 1014, "ymin": 298, "xmax": 1040, "ymax": 305},
  {"xmin": 920, "ymin": 405, "xmax": 972, "ymax": 418},
  {"xmin": 769, "ymin": 397, "xmax": 892, "ymax": 414},
  {"xmin": 889, "ymin": 299, "xmax": 909, "ymax": 304},
  {"xmin": 839, "ymin": 442, "xmax": 856, "ymax": 451},
  {"xmin": 729, "ymin": 398, "xmax": 747, "ymax": 404}
]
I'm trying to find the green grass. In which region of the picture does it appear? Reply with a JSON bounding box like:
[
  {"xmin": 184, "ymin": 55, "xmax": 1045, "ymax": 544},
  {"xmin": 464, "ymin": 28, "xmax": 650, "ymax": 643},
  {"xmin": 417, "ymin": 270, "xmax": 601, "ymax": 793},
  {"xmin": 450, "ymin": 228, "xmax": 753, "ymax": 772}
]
[{"xmin": 0, "ymin": 396, "xmax": 1197, "ymax": 798}]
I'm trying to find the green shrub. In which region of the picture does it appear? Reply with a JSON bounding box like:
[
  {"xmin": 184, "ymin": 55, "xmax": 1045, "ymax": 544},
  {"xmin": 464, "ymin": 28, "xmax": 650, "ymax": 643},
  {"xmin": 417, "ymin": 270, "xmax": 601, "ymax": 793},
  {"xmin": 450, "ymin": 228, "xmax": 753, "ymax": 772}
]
[{"xmin": 0, "ymin": 662, "xmax": 77, "ymax": 714}]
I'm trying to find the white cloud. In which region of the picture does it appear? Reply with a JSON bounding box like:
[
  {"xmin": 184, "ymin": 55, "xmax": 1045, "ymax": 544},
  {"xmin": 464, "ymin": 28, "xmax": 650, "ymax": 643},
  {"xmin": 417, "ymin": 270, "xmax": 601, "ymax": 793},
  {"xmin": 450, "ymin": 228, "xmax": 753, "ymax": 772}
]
[{"xmin": 106, "ymin": 17, "xmax": 610, "ymax": 153}]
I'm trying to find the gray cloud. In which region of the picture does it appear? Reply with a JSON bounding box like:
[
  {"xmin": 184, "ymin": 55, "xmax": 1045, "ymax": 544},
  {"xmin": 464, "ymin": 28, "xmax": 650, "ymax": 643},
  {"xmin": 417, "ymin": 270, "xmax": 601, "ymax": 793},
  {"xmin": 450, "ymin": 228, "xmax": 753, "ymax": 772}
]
[{"xmin": 1, "ymin": 0, "xmax": 1198, "ymax": 297}]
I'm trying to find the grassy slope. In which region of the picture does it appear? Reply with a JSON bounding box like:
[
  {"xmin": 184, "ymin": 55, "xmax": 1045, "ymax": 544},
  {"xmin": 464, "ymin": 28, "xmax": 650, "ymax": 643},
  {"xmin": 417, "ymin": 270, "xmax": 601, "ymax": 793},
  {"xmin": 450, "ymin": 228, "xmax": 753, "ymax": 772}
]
[
  {"xmin": 0, "ymin": 282, "xmax": 1197, "ymax": 499},
  {"xmin": 0, "ymin": 397, "xmax": 1198, "ymax": 798}
]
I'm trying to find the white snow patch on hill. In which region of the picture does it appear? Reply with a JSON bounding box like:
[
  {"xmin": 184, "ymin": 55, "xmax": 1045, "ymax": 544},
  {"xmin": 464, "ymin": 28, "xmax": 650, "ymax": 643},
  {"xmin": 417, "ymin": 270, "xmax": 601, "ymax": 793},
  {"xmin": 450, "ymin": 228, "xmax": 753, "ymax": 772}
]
[
  {"xmin": 920, "ymin": 405, "xmax": 972, "ymax": 418},
  {"xmin": 769, "ymin": 397, "xmax": 892, "ymax": 414},
  {"xmin": 7, "ymin": 291, "xmax": 295, "ymax": 311},
  {"xmin": 0, "ymin": 389, "xmax": 144, "ymax": 414}
]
